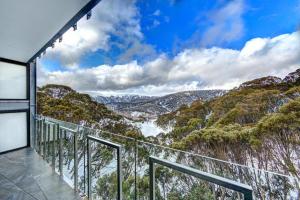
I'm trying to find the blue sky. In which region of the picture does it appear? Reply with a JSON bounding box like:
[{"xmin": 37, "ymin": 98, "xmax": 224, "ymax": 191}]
[
  {"xmin": 139, "ymin": 0, "xmax": 299, "ymax": 50},
  {"xmin": 39, "ymin": 0, "xmax": 300, "ymax": 96}
]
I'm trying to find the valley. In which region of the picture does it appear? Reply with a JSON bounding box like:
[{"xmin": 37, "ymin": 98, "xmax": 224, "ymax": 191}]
[
  {"xmin": 95, "ymin": 90, "xmax": 226, "ymax": 136},
  {"xmin": 37, "ymin": 68, "xmax": 300, "ymax": 178},
  {"xmin": 95, "ymin": 90, "xmax": 226, "ymax": 118}
]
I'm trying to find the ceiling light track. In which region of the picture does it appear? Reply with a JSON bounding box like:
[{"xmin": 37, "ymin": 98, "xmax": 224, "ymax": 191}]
[{"xmin": 29, "ymin": 2, "xmax": 100, "ymax": 63}]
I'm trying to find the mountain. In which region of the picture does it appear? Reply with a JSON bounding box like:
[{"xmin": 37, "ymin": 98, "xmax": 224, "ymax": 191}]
[
  {"xmin": 37, "ymin": 84, "xmax": 140, "ymax": 136},
  {"xmin": 37, "ymin": 69, "xmax": 300, "ymax": 190},
  {"xmin": 283, "ymin": 68, "xmax": 300, "ymax": 85},
  {"xmin": 96, "ymin": 95, "xmax": 155, "ymax": 104},
  {"xmin": 156, "ymin": 68, "xmax": 300, "ymax": 177},
  {"xmin": 238, "ymin": 76, "xmax": 282, "ymax": 89},
  {"xmin": 37, "ymin": 69, "xmax": 300, "ymax": 199},
  {"xmin": 95, "ymin": 90, "xmax": 226, "ymax": 118},
  {"xmin": 37, "ymin": 84, "xmax": 121, "ymax": 124},
  {"xmin": 237, "ymin": 69, "xmax": 300, "ymax": 90}
]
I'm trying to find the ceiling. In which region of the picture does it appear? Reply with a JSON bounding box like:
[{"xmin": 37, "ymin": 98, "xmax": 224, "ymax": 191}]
[{"xmin": 0, "ymin": 0, "xmax": 97, "ymax": 63}]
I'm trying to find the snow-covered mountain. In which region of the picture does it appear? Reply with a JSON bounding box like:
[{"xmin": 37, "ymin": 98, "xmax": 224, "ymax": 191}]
[
  {"xmin": 239, "ymin": 76, "xmax": 282, "ymax": 89},
  {"xmin": 95, "ymin": 90, "xmax": 226, "ymax": 118},
  {"xmin": 236, "ymin": 69, "xmax": 300, "ymax": 90},
  {"xmin": 96, "ymin": 95, "xmax": 155, "ymax": 104},
  {"xmin": 283, "ymin": 68, "xmax": 300, "ymax": 84}
]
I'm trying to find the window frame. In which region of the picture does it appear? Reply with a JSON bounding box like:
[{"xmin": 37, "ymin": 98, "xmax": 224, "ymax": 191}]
[
  {"xmin": 0, "ymin": 109, "xmax": 30, "ymax": 154},
  {"xmin": 0, "ymin": 57, "xmax": 29, "ymax": 101}
]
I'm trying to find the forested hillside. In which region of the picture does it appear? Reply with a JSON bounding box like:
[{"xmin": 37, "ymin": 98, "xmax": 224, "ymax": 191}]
[
  {"xmin": 36, "ymin": 70, "xmax": 300, "ymax": 199},
  {"xmin": 157, "ymin": 69, "xmax": 300, "ymax": 177},
  {"xmin": 37, "ymin": 84, "xmax": 140, "ymax": 136}
]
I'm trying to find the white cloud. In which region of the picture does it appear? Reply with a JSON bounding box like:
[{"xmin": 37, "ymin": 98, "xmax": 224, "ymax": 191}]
[
  {"xmin": 85, "ymin": 81, "xmax": 202, "ymax": 97},
  {"xmin": 146, "ymin": 19, "xmax": 161, "ymax": 30},
  {"xmin": 152, "ymin": 20, "xmax": 160, "ymax": 27},
  {"xmin": 38, "ymin": 31, "xmax": 300, "ymax": 96},
  {"xmin": 117, "ymin": 40, "xmax": 157, "ymax": 63},
  {"xmin": 297, "ymin": 0, "xmax": 300, "ymax": 11},
  {"xmin": 200, "ymin": 0, "xmax": 245, "ymax": 47},
  {"xmin": 43, "ymin": 0, "xmax": 141, "ymax": 68},
  {"xmin": 153, "ymin": 10, "xmax": 161, "ymax": 16},
  {"xmin": 164, "ymin": 16, "xmax": 170, "ymax": 23}
]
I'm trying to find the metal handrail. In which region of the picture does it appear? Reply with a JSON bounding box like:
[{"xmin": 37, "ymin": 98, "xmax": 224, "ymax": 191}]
[
  {"xmin": 58, "ymin": 125, "xmax": 79, "ymax": 191},
  {"xmin": 38, "ymin": 119, "xmax": 80, "ymax": 191},
  {"xmin": 34, "ymin": 116, "xmax": 297, "ymax": 200},
  {"xmin": 38, "ymin": 115, "xmax": 293, "ymax": 179},
  {"xmin": 60, "ymin": 125, "xmax": 77, "ymax": 133},
  {"xmin": 87, "ymin": 135, "xmax": 123, "ymax": 200},
  {"xmin": 149, "ymin": 156, "xmax": 253, "ymax": 200}
]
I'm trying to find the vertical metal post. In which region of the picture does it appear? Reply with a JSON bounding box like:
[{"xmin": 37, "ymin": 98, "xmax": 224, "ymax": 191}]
[
  {"xmin": 149, "ymin": 156, "xmax": 253, "ymax": 200},
  {"xmin": 87, "ymin": 138, "xmax": 91, "ymax": 199},
  {"xmin": 43, "ymin": 121, "xmax": 46, "ymax": 159},
  {"xmin": 34, "ymin": 118, "xmax": 38, "ymax": 150},
  {"xmin": 29, "ymin": 61, "xmax": 37, "ymax": 149},
  {"xmin": 52, "ymin": 123, "xmax": 56, "ymax": 168},
  {"xmin": 40, "ymin": 119, "xmax": 43, "ymax": 154},
  {"xmin": 47, "ymin": 123, "xmax": 50, "ymax": 162},
  {"xmin": 117, "ymin": 147, "xmax": 122, "ymax": 200},
  {"xmin": 55, "ymin": 124, "xmax": 60, "ymax": 170},
  {"xmin": 59, "ymin": 128, "xmax": 63, "ymax": 177},
  {"xmin": 37, "ymin": 118, "xmax": 40, "ymax": 151},
  {"xmin": 74, "ymin": 129, "xmax": 78, "ymax": 191},
  {"xmin": 38, "ymin": 119, "xmax": 43, "ymax": 155},
  {"xmin": 149, "ymin": 158, "xmax": 155, "ymax": 200},
  {"xmin": 83, "ymin": 136, "xmax": 86, "ymax": 194},
  {"xmin": 86, "ymin": 135, "xmax": 122, "ymax": 200},
  {"xmin": 37, "ymin": 120, "xmax": 41, "ymax": 154}
]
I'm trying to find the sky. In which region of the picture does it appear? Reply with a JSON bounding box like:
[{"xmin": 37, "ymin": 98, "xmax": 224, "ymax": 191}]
[{"xmin": 38, "ymin": 0, "xmax": 300, "ymax": 96}]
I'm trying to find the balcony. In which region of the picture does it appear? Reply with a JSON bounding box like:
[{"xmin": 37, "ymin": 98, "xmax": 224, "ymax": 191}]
[
  {"xmin": 8, "ymin": 115, "xmax": 291, "ymax": 200},
  {"xmin": 0, "ymin": 148, "xmax": 81, "ymax": 200},
  {"xmin": 0, "ymin": 0, "xmax": 299, "ymax": 199}
]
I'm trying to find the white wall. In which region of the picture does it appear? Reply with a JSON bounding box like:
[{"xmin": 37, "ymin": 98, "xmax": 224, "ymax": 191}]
[
  {"xmin": 0, "ymin": 61, "xmax": 27, "ymax": 99},
  {"xmin": 0, "ymin": 112, "xmax": 27, "ymax": 152}
]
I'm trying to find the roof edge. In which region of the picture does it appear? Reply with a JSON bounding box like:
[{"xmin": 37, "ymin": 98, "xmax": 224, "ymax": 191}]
[{"xmin": 27, "ymin": 0, "xmax": 102, "ymax": 64}]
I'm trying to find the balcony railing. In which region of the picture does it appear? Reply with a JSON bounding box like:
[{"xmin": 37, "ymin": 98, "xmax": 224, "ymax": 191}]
[{"xmin": 34, "ymin": 115, "xmax": 299, "ymax": 200}]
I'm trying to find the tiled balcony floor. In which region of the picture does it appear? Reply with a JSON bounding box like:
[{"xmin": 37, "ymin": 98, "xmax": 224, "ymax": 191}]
[{"xmin": 0, "ymin": 148, "xmax": 81, "ymax": 200}]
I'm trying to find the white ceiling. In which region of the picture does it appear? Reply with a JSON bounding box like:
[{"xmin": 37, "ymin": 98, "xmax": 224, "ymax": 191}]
[{"xmin": 0, "ymin": 0, "xmax": 91, "ymax": 63}]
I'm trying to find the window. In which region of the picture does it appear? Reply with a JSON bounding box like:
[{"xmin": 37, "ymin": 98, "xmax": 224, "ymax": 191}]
[
  {"xmin": 0, "ymin": 61, "xmax": 27, "ymax": 99},
  {"xmin": 0, "ymin": 111, "xmax": 28, "ymax": 152}
]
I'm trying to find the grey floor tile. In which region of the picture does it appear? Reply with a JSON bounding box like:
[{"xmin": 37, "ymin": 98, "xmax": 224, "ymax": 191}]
[{"xmin": 0, "ymin": 148, "xmax": 81, "ymax": 200}]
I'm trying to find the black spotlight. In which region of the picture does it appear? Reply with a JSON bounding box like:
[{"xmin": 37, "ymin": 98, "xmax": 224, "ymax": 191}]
[
  {"xmin": 73, "ymin": 23, "xmax": 77, "ymax": 31},
  {"xmin": 59, "ymin": 36, "xmax": 63, "ymax": 43},
  {"xmin": 87, "ymin": 11, "xmax": 92, "ymax": 20}
]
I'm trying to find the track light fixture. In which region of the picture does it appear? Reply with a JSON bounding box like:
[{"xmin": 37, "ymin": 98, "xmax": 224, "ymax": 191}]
[
  {"xmin": 73, "ymin": 23, "xmax": 77, "ymax": 31},
  {"xmin": 59, "ymin": 36, "xmax": 63, "ymax": 43},
  {"xmin": 87, "ymin": 11, "xmax": 92, "ymax": 20},
  {"xmin": 51, "ymin": 43, "xmax": 55, "ymax": 48}
]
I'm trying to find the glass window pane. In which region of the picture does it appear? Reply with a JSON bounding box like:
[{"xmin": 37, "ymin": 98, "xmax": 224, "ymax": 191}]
[
  {"xmin": 0, "ymin": 112, "xmax": 27, "ymax": 152},
  {"xmin": 0, "ymin": 62, "xmax": 27, "ymax": 99}
]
